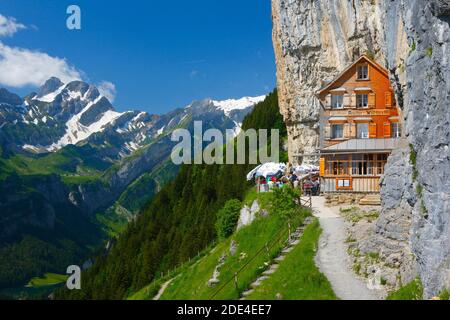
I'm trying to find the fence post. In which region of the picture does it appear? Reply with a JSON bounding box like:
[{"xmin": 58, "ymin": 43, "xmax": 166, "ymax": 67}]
[
  {"xmin": 309, "ymin": 192, "xmax": 312, "ymax": 208},
  {"xmin": 234, "ymin": 273, "xmax": 238, "ymax": 289},
  {"xmin": 288, "ymin": 221, "xmax": 291, "ymax": 241}
]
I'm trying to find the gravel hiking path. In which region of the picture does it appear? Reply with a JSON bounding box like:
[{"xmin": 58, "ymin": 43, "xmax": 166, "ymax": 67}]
[
  {"xmin": 312, "ymin": 196, "xmax": 382, "ymax": 300},
  {"xmin": 153, "ymin": 279, "xmax": 173, "ymax": 300}
]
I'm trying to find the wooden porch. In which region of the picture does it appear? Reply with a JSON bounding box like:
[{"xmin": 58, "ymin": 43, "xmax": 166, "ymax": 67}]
[{"xmin": 320, "ymin": 153, "xmax": 389, "ymax": 193}]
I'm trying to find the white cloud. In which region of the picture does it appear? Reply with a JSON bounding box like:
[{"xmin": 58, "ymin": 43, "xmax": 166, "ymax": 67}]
[
  {"xmin": 0, "ymin": 14, "xmax": 26, "ymax": 37},
  {"xmin": 97, "ymin": 81, "xmax": 116, "ymax": 102},
  {"xmin": 0, "ymin": 42, "xmax": 82, "ymax": 88}
]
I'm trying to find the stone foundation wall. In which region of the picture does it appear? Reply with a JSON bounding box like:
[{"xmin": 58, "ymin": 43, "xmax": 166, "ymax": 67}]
[{"xmin": 324, "ymin": 193, "xmax": 368, "ymax": 206}]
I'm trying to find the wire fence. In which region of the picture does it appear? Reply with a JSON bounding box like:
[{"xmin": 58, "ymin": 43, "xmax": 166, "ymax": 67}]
[{"xmin": 208, "ymin": 212, "xmax": 307, "ymax": 300}]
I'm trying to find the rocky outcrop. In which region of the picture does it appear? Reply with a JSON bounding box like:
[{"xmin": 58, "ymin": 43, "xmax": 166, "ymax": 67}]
[
  {"xmin": 377, "ymin": 142, "xmax": 417, "ymax": 283},
  {"xmin": 347, "ymin": 144, "xmax": 418, "ymax": 291},
  {"xmin": 272, "ymin": 0, "xmax": 450, "ymax": 297},
  {"xmin": 237, "ymin": 200, "xmax": 261, "ymax": 230}
]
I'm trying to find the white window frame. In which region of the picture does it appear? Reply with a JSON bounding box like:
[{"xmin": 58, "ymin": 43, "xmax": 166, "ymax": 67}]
[
  {"xmin": 357, "ymin": 123, "xmax": 370, "ymax": 139},
  {"xmin": 356, "ymin": 94, "xmax": 369, "ymax": 108},
  {"xmin": 391, "ymin": 123, "xmax": 401, "ymax": 138},
  {"xmin": 357, "ymin": 64, "xmax": 369, "ymax": 80},
  {"xmin": 331, "ymin": 124, "xmax": 344, "ymax": 139},
  {"xmin": 331, "ymin": 94, "xmax": 344, "ymax": 109}
]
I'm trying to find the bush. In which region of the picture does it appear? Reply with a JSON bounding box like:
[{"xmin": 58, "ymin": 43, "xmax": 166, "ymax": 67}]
[
  {"xmin": 215, "ymin": 199, "xmax": 242, "ymax": 240},
  {"xmin": 272, "ymin": 186, "xmax": 301, "ymax": 219}
]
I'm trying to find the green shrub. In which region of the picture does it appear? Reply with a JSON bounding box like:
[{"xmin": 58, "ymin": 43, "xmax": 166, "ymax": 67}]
[
  {"xmin": 387, "ymin": 278, "xmax": 423, "ymax": 300},
  {"xmin": 365, "ymin": 50, "xmax": 375, "ymax": 60},
  {"xmin": 409, "ymin": 144, "xmax": 419, "ymax": 181},
  {"xmin": 353, "ymin": 262, "xmax": 362, "ymax": 275},
  {"xmin": 367, "ymin": 252, "xmax": 380, "ymax": 261},
  {"xmin": 272, "ymin": 186, "xmax": 301, "ymax": 219},
  {"xmin": 215, "ymin": 199, "xmax": 242, "ymax": 240},
  {"xmin": 439, "ymin": 289, "xmax": 450, "ymax": 300}
]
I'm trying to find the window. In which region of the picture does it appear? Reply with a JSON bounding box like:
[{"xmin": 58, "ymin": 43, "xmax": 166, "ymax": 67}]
[
  {"xmin": 357, "ymin": 123, "xmax": 369, "ymax": 139},
  {"xmin": 331, "ymin": 95, "xmax": 344, "ymax": 109},
  {"xmin": 357, "ymin": 65, "xmax": 369, "ymax": 80},
  {"xmin": 336, "ymin": 178, "xmax": 352, "ymax": 190},
  {"xmin": 356, "ymin": 94, "xmax": 369, "ymax": 108},
  {"xmin": 338, "ymin": 179, "xmax": 351, "ymax": 187},
  {"xmin": 331, "ymin": 124, "xmax": 344, "ymax": 139},
  {"xmin": 391, "ymin": 123, "xmax": 401, "ymax": 138}
]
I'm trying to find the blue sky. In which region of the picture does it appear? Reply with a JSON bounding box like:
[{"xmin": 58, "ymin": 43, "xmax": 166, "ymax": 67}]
[{"xmin": 0, "ymin": 0, "xmax": 276, "ymax": 114}]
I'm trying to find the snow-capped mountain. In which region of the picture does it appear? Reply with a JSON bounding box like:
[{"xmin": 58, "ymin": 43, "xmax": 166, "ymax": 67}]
[
  {"xmin": 212, "ymin": 96, "xmax": 266, "ymax": 116},
  {"xmin": 0, "ymin": 77, "xmax": 265, "ymax": 159}
]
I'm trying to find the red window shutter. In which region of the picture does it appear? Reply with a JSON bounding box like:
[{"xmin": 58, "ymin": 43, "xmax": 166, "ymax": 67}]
[
  {"xmin": 369, "ymin": 123, "xmax": 377, "ymax": 138},
  {"xmin": 344, "ymin": 123, "xmax": 351, "ymax": 139},
  {"xmin": 319, "ymin": 158, "xmax": 325, "ymax": 177},
  {"xmin": 384, "ymin": 122, "xmax": 391, "ymax": 138},
  {"xmin": 343, "ymin": 94, "xmax": 350, "ymax": 108},
  {"xmin": 349, "ymin": 93, "xmax": 356, "ymax": 108},
  {"xmin": 368, "ymin": 93, "xmax": 376, "ymax": 109},
  {"xmin": 351, "ymin": 123, "xmax": 357, "ymax": 138},
  {"xmin": 385, "ymin": 92, "xmax": 392, "ymax": 108}
]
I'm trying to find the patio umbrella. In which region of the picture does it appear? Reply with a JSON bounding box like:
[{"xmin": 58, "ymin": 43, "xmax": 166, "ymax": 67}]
[{"xmin": 247, "ymin": 162, "xmax": 286, "ymax": 181}]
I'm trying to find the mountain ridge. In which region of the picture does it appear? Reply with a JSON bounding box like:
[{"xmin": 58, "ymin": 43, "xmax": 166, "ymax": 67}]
[{"xmin": 1, "ymin": 78, "xmax": 265, "ymax": 157}]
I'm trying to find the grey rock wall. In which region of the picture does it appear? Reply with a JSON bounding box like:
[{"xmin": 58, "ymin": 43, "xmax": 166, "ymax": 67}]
[{"xmin": 386, "ymin": 0, "xmax": 450, "ymax": 298}]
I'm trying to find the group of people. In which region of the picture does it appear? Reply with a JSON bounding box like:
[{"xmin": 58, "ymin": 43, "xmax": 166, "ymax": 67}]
[
  {"xmin": 255, "ymin": 170, "xmax": 320, "ymax": 195},
  {"xmin": 302, "ymin": 177, "xmax": 321, "ymax": 196}
]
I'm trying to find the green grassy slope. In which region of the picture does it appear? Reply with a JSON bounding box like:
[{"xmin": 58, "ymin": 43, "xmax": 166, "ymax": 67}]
[
  {"xmin": 246, "ymin": 220, "xmax": 337, "ymax": 300},
  {"xmin": 129, "ymin": 192, "xmax": 311, "ymax": 300},
  {"xmin": 27, "ymin": 273, "xmax": 68, "ymax": 288},
  {"xmin": 0, "ymin": 144, "xmax": 111, "ymax": 181}
]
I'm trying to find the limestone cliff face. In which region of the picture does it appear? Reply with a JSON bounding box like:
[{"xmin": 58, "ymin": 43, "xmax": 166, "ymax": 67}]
[
  {"xmin": 272, "ymin": 0, "xmax": 386, "ymax": 163},
  {"xmin": 386, "ymin": 0, "xmax": 450, "ymax": 298},
  {"xmin": 272, "ymin": 0, "xmax": 450, "ymax": 297}
]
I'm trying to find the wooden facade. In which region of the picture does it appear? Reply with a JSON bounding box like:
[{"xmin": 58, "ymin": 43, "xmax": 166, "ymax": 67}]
[{"xmin": 317, "ymin": 55, "xmax": 401, "ymax": 193}]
